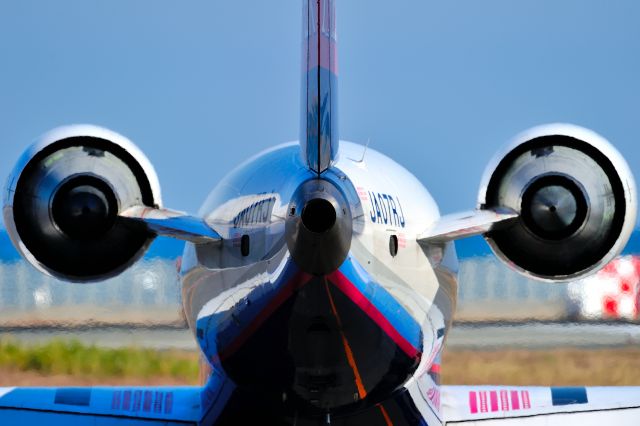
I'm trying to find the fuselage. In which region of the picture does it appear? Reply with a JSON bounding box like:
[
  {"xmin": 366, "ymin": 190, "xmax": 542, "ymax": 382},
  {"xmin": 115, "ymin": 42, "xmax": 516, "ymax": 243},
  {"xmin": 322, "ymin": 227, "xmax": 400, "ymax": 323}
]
[{"xmin": 180, "ymin": 141, "xmax": 458, "ymax": 414}]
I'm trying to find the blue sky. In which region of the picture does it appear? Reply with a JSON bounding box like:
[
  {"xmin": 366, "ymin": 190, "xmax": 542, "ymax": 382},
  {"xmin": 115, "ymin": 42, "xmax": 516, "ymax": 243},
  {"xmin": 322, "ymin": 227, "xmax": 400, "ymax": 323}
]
[{"xmin": 1, "ymin": 0, "xmax": 639, "ymax": 223}]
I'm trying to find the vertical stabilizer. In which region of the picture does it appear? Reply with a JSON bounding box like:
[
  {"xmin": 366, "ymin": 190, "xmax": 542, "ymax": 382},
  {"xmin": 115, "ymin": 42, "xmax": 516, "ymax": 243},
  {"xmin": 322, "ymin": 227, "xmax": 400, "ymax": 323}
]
[{"xmin": 301, "ymin": 0, "xmax": 339, "ymax": 175}]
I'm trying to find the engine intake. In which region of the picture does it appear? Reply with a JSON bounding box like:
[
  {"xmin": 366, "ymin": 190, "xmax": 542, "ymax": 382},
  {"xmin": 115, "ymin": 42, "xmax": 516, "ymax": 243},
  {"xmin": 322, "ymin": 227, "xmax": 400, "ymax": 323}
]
[
  {"xmin": 479, "ymin": 124, "xmax": 637, "ymax": 281},
  {"xmin": 3, "ymin": 125, "xmax": 162, "ymax": 282},
  {"xmin": 51, "ymin": 175, "xmax": 119, "ymax": 240}
]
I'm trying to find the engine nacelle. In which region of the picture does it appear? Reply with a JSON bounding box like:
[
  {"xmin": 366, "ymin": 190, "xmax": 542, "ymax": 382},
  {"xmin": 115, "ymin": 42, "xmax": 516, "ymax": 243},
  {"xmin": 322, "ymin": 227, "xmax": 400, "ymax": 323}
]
[
  {"xmin": 3, "ymin": 125, "xmax": 162, "ymax": 282},
  {"xmin": 479, "ymin": 124, "xmax": 637, "ymax": 281}
]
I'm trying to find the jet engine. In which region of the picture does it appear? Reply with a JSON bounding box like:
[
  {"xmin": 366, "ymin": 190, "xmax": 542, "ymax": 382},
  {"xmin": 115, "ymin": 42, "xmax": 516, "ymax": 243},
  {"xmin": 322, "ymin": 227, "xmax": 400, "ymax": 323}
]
[
  {"xmin": 478, "ymin": 124, "xmax": 637, "ymax": 281},
  {"xmin": 2, "ymin": 125, "xmax": 162, "ymax": 282}
]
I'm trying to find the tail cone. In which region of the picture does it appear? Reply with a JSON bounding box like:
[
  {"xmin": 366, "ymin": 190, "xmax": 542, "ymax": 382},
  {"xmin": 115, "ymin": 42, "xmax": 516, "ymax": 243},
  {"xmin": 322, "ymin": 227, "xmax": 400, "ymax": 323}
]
[{"xmin": 285, "ymin": 179, "xmax": 352, "ymax": 275}]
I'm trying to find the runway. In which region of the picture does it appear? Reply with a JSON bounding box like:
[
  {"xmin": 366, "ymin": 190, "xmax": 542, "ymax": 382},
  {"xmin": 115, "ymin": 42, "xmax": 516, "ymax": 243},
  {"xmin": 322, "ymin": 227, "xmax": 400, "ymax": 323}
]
[
  {"xmin": 446, "ymin": 322, "xmax": 640, "ymax": 349},
  {"xmin": 0, "ymin": 327, "xmax": 198, "ymax": 351},
  {"xmin": 2, "ymin": 322, "xmax": 640, "ymax": 350}
]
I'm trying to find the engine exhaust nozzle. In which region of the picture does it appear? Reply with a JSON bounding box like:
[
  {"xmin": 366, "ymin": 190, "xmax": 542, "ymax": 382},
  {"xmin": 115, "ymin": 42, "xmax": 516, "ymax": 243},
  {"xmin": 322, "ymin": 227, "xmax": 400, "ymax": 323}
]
[{"xmin": 285, "ymin": 179, "xmax": 352, "ymax": 275}]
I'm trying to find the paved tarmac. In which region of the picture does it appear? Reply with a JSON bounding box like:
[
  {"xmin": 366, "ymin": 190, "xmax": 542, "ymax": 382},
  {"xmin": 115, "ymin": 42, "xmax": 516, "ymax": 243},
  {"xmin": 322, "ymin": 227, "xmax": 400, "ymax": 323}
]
[
  {"xmin": 2, "ymin": 322, "xmax": 640, "ymax": 350},
  {"xmin": 446, "ymin": 322, "xmax": 640, "ymax": 349},
  {"xmin": 0, "ymin": 327, "xmax": 198, "ymax": 351}
]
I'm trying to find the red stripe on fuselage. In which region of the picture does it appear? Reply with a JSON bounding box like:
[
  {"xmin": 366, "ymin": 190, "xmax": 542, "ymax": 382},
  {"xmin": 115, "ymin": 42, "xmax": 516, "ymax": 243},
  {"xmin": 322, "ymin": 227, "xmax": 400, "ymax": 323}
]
[{"xmin": 327, "ymin": 270, "xmax": 421, "ymax": 360}]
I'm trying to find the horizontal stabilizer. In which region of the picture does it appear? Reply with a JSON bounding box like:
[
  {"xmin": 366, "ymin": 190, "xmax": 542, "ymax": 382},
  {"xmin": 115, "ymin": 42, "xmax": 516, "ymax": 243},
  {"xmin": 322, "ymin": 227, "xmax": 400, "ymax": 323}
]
[
  {"xmin": 418, "ymin": 208, "xmax": 518, "ymax": 244},
  {"xmin": 0, "ymin": 386, "xmax": 202, "ymax": 425},
  {"xmin": 120, "ymin": 206, "xmax": 222, "ymax": 244},
  {"xmin": 443, "ymin": 385, "xmax": 640, "ymax": 424}
]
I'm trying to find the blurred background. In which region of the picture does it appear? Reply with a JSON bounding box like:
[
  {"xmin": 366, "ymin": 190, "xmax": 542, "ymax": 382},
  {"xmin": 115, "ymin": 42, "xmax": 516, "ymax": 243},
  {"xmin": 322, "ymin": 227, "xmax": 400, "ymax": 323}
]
[
  {"xmin": 0, "ymin": 0, "xmax": 639, "ymax": 386},
  {"xmin": 0, "ymin": 231, "xmax": 639, "ymax": 386}
]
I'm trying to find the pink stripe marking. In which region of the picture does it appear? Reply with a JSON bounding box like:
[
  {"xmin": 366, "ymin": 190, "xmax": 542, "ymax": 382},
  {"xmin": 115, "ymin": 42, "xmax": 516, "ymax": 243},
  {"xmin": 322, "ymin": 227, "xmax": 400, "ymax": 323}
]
[
  {"xmin": 111, "ymin": 391, "xmax": 121, "ymax": 410},
  {"xmin": 490, "ymin": 391, "xmax": 498, "ymax": 412},
  {"xmin": 510, "ymin": 390, "xmax": 520, "ymax": 410},
  {"xmin": 469, "ymin": 391, "xmax": 478, "ymax": 414},
  {"xmin": 328, "ymin": 270, "xmax": 421, "ymax": 360},
  {"xmin": 500, "ymin": 390, "xmax": 509, "ymax": 411},
  {"xmin": 480, "ymin": 391, "xmax": 488, "ymax": 413},
  {"xmin": 143, "ymin": 391, "xmax": 152, "ymax": 412},
  {"xmin": 521, "ymin": 390, "xmax": 531, "ymax": 409}
]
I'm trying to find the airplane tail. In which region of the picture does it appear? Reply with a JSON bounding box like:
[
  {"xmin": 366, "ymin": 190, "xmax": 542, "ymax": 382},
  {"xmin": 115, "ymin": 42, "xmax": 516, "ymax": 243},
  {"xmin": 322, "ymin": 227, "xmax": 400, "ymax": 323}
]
[{"xmin": 300, "ymin": 0, "xmax": 339, "ymax": 175}]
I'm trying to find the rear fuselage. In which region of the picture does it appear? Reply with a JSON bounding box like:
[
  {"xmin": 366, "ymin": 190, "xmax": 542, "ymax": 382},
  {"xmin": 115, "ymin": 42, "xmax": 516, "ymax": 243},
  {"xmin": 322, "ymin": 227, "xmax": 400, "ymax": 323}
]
[{"xmin": 180, "ymin": 141, "xmax": 457, "ymax": 414}]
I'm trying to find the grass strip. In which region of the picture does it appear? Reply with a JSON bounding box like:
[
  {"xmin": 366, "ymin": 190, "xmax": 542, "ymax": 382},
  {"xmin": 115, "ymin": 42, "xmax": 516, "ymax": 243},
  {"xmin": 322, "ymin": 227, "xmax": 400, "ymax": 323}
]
[
  {"xmin": 443, "ymin": 348, "xmax": 640, "ymax": 386},
  {"xmin": 2, "ymin": 337, "xmax": 639, "ymax": 387},
  {"xmin": 0, "ymin": 337, "xmax": 199, "ymax": 381}
]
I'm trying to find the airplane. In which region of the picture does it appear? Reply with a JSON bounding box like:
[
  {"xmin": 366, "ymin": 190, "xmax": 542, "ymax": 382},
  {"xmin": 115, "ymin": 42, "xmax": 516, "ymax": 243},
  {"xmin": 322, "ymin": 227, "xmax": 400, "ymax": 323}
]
[{"xmin": 0, "ymin": 0, "xmax": 639, "ymax": 424}]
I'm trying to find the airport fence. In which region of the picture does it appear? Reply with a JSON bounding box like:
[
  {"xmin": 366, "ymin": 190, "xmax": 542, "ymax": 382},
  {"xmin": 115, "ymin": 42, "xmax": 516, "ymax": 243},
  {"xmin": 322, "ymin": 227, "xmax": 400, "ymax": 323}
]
[
  {"xmin": 0, "ymin": 260, "xmax": 184, "ymax": 327},
  {"xmin": 0, "ymin": 256, "xmax": 594, "ymax": 327}
]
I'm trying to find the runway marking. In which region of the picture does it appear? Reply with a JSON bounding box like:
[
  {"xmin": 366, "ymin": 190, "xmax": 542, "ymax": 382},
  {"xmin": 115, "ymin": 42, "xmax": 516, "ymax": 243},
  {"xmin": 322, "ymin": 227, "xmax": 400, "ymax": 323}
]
[
  {"xmin": 328, "ymin": 269, "xmax": 421, "ymax": 360},
  {"xmin": 324, "ymin": 278, "xmax": 367, "ymax": 400},
  {"xmin": 379, "ymin": 404, "xmax": 394, "ymax": 426}
]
